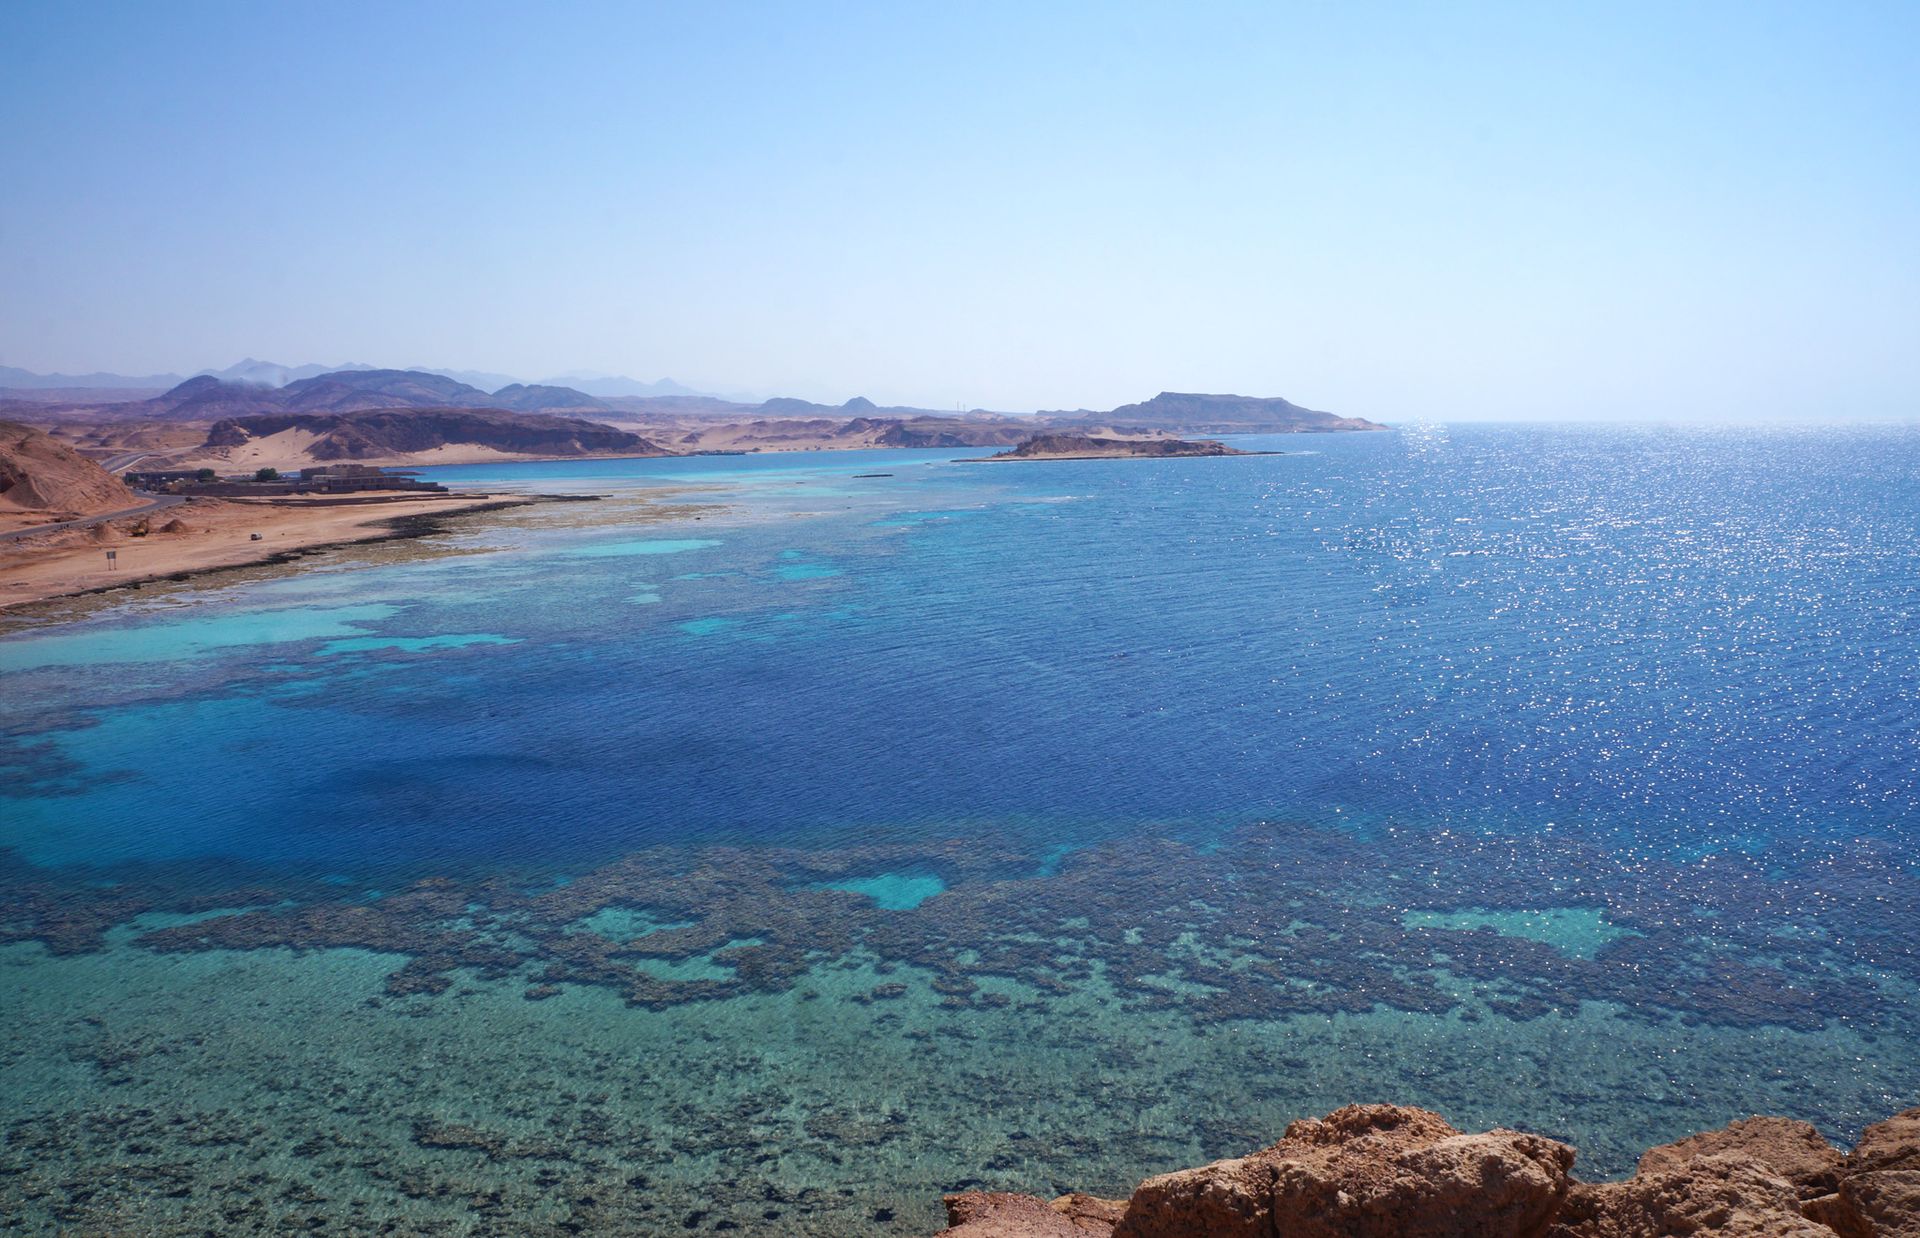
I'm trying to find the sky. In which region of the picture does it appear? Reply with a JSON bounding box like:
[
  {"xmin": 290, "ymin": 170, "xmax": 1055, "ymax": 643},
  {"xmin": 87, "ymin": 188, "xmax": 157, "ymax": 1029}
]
[{"xmin": 2, "ymin": 1, "xmax": 1916, "ymax": 419}]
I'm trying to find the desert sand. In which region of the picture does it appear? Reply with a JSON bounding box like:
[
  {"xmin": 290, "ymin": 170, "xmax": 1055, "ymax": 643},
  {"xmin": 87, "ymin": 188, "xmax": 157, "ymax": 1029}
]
[{"xmin": 0, "ymin": 491, "xmax": 520, "ymax": 610}]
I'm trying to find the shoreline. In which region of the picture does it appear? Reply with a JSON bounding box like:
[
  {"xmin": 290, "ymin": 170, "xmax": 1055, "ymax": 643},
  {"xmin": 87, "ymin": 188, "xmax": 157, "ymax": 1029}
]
[{"xmin": 0, "ymin": 491, "xmax": 569, "ymax": 613}]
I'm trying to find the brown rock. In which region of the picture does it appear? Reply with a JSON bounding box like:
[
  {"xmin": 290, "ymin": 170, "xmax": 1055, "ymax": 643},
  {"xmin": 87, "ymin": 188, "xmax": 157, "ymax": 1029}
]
[
  {"xmin": 1836, "ymin": 1170, "xmax": 1920, "ymax": 1237},
  {"xmin": 0, "ymin": 420, "xmax": 136, "ymax": 514},
  {"xmin": 1638, "ymin": 1116, "xmax": 1844, "ymax": 1198},
  {"xmin": 936, "ymin": 1191, "xmax": 1121, "ymax": 1236},
  {"xmin": 1547, "ymin": 1152, "xmax": 1834, "ymax": 1237},
  {"xmin": 1851, "ymin": 1110, "xmax": 1920, "ymax": 1176},
  {"xmin": 1114, "ymin": 1104, "xmax": 1573, "ymax": 1238},
  {"xmin": 1804, "ymin": 1190, "xmax": 1873, "ymax": 1238},
  {"xmin": 1053, "ymin": 1195, "xmax": 1128, "ymax": 1229},
  {"xmin": 1113, "ymin": 1154, "xmax": 1272, "ymax": 1238},
  {"xmin": 919, "ymin": 1108, "xmax": 1920, "ymax": 1238},
  {"xmin": 1820, "ymin": 1108, "xmax": 1920, "ymax": 1237}
]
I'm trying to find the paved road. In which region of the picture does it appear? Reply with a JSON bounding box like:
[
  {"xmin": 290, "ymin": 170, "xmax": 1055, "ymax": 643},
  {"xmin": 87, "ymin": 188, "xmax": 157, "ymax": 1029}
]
[
  {"xmin": 98, "ymin": 451, "xmax": 157, "ymax": 473},
  {"xmin": 0, "ymin": 492, "xmax": 186, "ymax": 544}
]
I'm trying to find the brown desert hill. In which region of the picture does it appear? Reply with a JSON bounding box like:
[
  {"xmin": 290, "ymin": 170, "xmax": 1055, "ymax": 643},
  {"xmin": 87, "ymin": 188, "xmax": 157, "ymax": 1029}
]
[
  {"xmin": 194, "ymin": 408, "xmax": 667, "ymax": 464},
  {"xmin": 487, "ymin": 383, "xmax": 611, "ymax": 413},
  {"xmin": 0, "ymin": 419, "xmax": 137, "ymax": 514},
  {"xmin": 140, "ymin": 374, "xmax": 285, "ymax": 420},
  {"xmin": 275, "ymin": 368, "xmax": 495, "ymax": 410},
  {"xmin": 1047, "ymin": 391, "xmax": 1386, "ymax": 434},
  {"xmin": 928, "ymin": 1103, "xmax": 1920, "ymax": 1238}
]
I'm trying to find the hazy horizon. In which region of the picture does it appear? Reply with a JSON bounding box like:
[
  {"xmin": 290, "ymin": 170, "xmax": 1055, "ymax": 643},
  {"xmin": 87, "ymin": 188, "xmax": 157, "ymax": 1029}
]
[{"xmin": 4, "ymin": 1, "xmax": 1915, "ymax": 421}]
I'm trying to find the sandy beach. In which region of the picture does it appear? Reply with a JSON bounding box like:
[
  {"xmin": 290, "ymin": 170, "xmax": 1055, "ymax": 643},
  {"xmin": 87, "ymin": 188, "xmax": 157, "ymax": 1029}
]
[{"xmin": 0, "ymin": 490, "xmax": 524, "ymax": 610}]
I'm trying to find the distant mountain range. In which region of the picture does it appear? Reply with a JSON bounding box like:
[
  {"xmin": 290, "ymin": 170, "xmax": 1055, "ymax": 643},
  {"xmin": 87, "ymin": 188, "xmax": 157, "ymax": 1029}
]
[
  {"xmin": 0, "ymin": 365, "xmax": 184, "ymax": 390},
  {"xmin": 9, "ymin": 373, "xmax": 1381, "ymax": 478},
  {"xmin": 0, "ymin": 359, "xmax": 726, "ymax": 399},
  {"xmin": 17, "ymin": 369, "xmax": 993, "ymax": 424},
  {"xmin": 541, "ymin": 373, "xmax": 714, "ymax": 399},
  {"xmin": 123, "ymin": 370, "xmax": 613, "ymax": 420},
  {"xmin": 2, "ymin": 365, "xmax": 1384, "ymax": 437},
  {"xmin": 4, "ymin": 364, "xmax": 1387, "ymax": 449}
]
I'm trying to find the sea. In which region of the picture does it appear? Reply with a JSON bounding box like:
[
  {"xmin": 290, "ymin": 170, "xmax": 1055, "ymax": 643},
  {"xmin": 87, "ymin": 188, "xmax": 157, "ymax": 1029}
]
[{"xmin": 2, "ymin": 423, "xmax": 1916, "ymax": 1234}]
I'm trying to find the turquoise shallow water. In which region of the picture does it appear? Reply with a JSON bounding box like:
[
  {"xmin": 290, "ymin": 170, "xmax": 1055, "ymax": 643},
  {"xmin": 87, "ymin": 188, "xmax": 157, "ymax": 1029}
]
[{"xmin": 2, "ymin": 425, "xmax": 1919, "ymax": 1233}]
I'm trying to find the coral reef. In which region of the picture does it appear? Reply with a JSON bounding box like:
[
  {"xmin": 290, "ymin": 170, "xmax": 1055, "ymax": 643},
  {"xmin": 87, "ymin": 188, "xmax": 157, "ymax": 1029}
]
[
  {"xmin": 934, "ymin": 1106, "xmax": 1920, "ymax": 1238},
  {"xmin": 6, "ymin": 818, "xmax": 1911, "ymax": 1038},
  {"xmin": 3, "ymin": 822, "xmax": 1915, "ymax": 1234}
]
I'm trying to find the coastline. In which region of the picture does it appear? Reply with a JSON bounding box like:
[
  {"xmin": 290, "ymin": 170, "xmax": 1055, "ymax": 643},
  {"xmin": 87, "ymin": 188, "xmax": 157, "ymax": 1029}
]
[{"xmin": 0, "ymin": 491, "xmax": 553, "ymax": 612}]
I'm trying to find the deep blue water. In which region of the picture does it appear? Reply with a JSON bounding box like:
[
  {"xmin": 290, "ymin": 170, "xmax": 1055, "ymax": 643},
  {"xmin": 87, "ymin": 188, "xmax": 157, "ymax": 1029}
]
[{"xmin": 7, "ymin": 423, "xmax": 1919, "ymax": 877}]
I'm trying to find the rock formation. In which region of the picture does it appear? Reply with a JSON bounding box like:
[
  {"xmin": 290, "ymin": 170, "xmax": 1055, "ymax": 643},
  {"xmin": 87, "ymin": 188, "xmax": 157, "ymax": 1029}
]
[
  {"xmin": 1823, "ymin": 1109, "xmax": 1920, "ymax": 1238},
  {"xmin": 0, "ymin": 419, "xmax": 136, "ymax": 513},
  {"xmin": 1113, "ymin": 1106, "xmax": 1572, "ymax": 1238},
  {"xmin": 486, "ymin": 382, "xmax": 612, "ymax": 413},
  {"xmin": 931, "ymin": 1106, "xmax": 1920, "ymax": 1238},
  {"xmin": 988, "ymin": 434, "xmax": 1246, "ymax": 460},
  {"xmin": 939, "ymin": 1193, "xmax": 1127, "ymax": 1237}
]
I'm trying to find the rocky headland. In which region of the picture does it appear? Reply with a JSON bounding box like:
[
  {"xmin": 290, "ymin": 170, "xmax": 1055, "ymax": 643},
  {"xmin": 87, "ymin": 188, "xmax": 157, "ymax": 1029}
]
[
  {"xmin": 979, "ymin": 434, "xmax": 1260, "ymax": 462},
  {"xmin": 1041, "ymin": 392, "xmax": 1387, "ymax": 435},
  {"xmin": 931, "ymin": 1103, "xmax": 1920, "ymax": 1237}
]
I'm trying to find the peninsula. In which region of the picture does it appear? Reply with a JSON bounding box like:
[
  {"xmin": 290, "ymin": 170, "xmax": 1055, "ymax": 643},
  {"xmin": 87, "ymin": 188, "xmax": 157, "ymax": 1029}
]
[{"xmin": 0, "ymin": 420, "xmax": 521, "ymax": 609}]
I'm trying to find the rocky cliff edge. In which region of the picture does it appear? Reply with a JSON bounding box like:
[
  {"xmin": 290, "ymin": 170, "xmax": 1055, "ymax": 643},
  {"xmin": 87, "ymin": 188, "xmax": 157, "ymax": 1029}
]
[{"xmin": 930, "ymin": 1103, "xmax": 1920, "ymax": 1238}]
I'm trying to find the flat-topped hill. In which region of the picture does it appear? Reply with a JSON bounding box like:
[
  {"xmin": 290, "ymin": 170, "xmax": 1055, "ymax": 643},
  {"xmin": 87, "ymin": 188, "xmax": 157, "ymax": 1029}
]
[{"xmin": 1049, "ymin": 391, "xmax": 1385, "ymax": 434}]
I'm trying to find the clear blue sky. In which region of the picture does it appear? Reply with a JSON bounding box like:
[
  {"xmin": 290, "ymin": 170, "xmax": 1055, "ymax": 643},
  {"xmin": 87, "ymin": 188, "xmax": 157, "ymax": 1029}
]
[{"xmin": 3, "ymin": 1, "xmax": 1915, "ymax": 418}]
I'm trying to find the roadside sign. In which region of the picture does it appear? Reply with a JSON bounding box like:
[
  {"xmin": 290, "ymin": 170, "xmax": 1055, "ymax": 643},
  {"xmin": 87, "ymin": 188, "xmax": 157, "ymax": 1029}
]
[{"xmin": 105, "ymin": 550, "xmax": 118, "ymax": 568}]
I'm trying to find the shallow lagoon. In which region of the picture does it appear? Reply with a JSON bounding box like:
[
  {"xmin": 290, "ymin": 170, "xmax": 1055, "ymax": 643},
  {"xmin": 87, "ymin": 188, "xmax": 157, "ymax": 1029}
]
[{"xmin": 3, "ymin": 426, "xmax": 1918, "ymax": 1233}]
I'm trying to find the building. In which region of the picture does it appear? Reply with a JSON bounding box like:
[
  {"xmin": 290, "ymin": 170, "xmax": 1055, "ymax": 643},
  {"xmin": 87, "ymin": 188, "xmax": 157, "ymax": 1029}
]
[
  {"xmin": 124, "ymin": 469, "xmax": 207, "ymax": 490},
  {"xmin": 295, "ymin": 465, "xmax": 447, "ymax": 494},
  {"xmin": 157, "ymin": 464, "xmax": 449, "ymax": 497}
]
